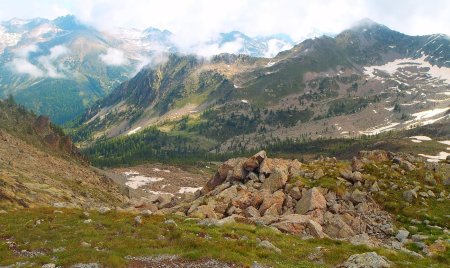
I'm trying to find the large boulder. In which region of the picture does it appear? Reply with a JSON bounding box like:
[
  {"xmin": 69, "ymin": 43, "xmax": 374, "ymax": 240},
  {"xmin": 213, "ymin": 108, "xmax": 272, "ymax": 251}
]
[
  {"xmin": 261, "ymin": 167, "xmax": 288, "ymax": 193},
  {"xmin": 204, "ymin": 158, "xmax": 246, "ymax": 192},
  {"xmin": 295, "ymin": 187, "xmax": 326, "ymax": 214},
  {"xmin": 323, "ymin": 212, "xmax": 355, "ymax": 238},
  {"xmin": 259, "ymin": 190, "xmax": 285, "ymax": 215},
  {"xmin": 339, "ymin": 252, "xmax": 391, "ymax": 268}
]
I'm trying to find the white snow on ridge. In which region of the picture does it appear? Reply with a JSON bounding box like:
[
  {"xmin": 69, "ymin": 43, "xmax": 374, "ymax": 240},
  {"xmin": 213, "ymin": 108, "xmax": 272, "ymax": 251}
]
[
  {"xmin": 418, "ymin": 152, "xmax": 450, "ymax": 162},
  {"xmin": 411, "ymin": 108, "xmax": 449, "ymax": 121},
  {"xmin": 127, "ymin": 126, "xmax": 142, "ymax": 135},
  {"xmin": 124, "ymin": 173, "xmax": 164, "ymax": 189},
  {"xmin": 409, "ymin": 136, "xmax": 432, "ymax": 141},
  {"xmin": 364, "ymin": 55, "xmax": 450, "ymax": 83},
  {"xmin": 178, "ymin": 187, "xmax": 202, "ymax": 194},
  {"xmin": 438, "ymin": 140, "xmax": 450, "ymax": 146},
  {"xmin": 359, "ymin": 122, "xmax": 400, "ymax": 136}
]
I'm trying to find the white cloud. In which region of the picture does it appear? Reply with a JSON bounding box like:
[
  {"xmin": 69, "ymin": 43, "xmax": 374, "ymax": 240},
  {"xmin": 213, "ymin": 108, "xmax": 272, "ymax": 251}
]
[
  {"xmin": 37, "ymin": 45, "xmax": 69, "ymax": 78},
  {"xmin": 99, "ymin": 48, "xmax": 129, "ymax": 66},
  {"xmin": 1, "ymin": 0, "xmax": 449, "ymax": 47},
  {"xmin": 9, "ymin": 44, "xmax": 70, "ymax": 78},
  {"xmin": 264, "ymin": 39, "xmax": 293, "ymax": 58},
  {"xmin": 9, "ymin": 58, "xmax": 44, "ymax": 77}
]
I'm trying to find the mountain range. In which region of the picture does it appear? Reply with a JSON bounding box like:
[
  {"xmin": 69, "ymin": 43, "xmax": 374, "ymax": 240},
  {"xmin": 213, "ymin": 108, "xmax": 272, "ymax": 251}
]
[
  {"xmin": 69, "ymin": 19, "xmax": 450, "ymax": 166},
  {"xmin": 0, "ymin": 15, "xmax": 296, "ymax": 123}
]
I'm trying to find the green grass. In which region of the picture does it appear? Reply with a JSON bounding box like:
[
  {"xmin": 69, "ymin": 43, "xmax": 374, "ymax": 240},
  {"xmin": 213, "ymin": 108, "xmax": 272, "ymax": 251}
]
[{"xmin": 0, "ymin": 208, "xmax": 448, "ymax": 267}]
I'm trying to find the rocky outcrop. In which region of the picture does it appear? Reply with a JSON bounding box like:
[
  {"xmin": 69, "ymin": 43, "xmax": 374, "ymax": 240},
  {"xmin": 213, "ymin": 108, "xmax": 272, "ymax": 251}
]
[
  {"xmin": 177, "ymin": 151, "xmax": 395, "ymax": 243},
  {"xmin": 339, "ymin": 252, "xmax": 391, "ymax": 268}
]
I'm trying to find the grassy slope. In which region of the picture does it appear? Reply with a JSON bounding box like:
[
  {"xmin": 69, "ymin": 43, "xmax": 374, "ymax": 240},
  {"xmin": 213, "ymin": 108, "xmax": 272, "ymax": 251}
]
[{"xmin": 0, "ymin": 208, "xmax": 447, "ymax": 267}]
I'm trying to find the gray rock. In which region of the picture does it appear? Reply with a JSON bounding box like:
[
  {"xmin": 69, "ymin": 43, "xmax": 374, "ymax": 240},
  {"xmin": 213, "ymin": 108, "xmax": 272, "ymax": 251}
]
[
  {"xmin": 396, "ymin": 229, "xmax": 410, "ymax": 243},
  {"xmin": 97, "ymin": 207, "xmax": 111, "ymax": 214},
  {"xmin": 261, "ymin": 168, "xmax": 288, "ymax": 193},
  {"xmin": 164, "ymin": 219, "xmax": 178, "ymax": 227},
  {"xmin": 258, "ymin": 240, "xmax": 281, "ymax": 253},
  {"xmin": 341, "ymin": 252, "xmax": 391, "ymax": 268},
  {"xmin": 245, "ymin": 206, "xmax": 261, "ymax": 218},
  {"xmin": 134, "ymin": 216, "xmax": 142, "ymax": 225},
  {"xmin": 313, "ymin": 169, "xmax": 324, "ymax": 180},
  {"xmin": 42, "ymin": 264, "xmax": 56, "ymax": 268},
  {"xmin": 403, "ymin": 190, "xmax": 417, "ymax": 203}
]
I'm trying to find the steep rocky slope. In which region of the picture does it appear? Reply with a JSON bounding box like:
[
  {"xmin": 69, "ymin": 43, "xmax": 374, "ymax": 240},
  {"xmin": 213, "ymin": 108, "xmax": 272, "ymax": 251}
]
[{"xmin": 0, "ymin": 98, "xmax": 127, "ymax": 208}]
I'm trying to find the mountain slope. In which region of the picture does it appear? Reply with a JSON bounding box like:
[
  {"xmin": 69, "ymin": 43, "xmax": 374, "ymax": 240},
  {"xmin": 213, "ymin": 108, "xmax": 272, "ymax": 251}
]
[
  {"xmin": 0, "ymin": 16, "xmax": 296, "ymax": 123},
  {"xmin": 0, "ymin": 98, "xmax": 127, "ymax": 208},
  {"xmin": 73, "ymin": 20, "xmax": 450, "ymax": 160}
]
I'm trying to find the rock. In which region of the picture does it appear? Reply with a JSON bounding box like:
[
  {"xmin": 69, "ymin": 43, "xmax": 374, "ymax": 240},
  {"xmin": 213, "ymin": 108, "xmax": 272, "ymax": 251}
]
[
  {"xmin": 264, "ymin": 204, "xmax": 281, "ymax": 217},
  {"xmin": 258, "ymin": 240, "xmax": 281, "ymax": 253},
  {"xmin": 351, "ymin": 157, "xmax": 364, "ymax": 171},
  {"xmin": 134, "ymin": 216, "xmax": 142, "ymax": 225},
  {"xmin": 340, "ymin": 252, "xmax": 391, "ymax": 268},
  {"xmin": 351, "ymin": 171, "xmax": 363, "ymax": 182},
  {"xmin": 156, "ymin": 195, "xmax": 173, "ymax": 209},
  {"xmin": 97, "ymin": 207, "xmax": 111, "ymax": 214},
  {"xmin": 190, "ymin": 205, "xmax": 218, "ymax": 219},
  {"xmin": 271, "ymin": 214, "xmax": 310, "ymax": 234},
  {"xmin": 83, "ymin": 219, "xmax": 92, "ymax": 224},
  {"xmin": 370, "ymin": 182, "xmax": 380, "ymax": 192},
  {"xmin": 313, "ymin": 169, "xmax": 324, "ymax": 180},
  {"xmin": 259, "ymin": 158, "xmax": 273, "ymax": 175},
  {"xmin": 427, "ymin": 190, "xmax": 435, "ymax": 197},
  {"xmin": 42, "ymin": 264, "xmax": 56, "ymax": 268},
  {"xmin": 307, "ymin": 219, "xmax": 326, "ymax": 238},
  {"xmin": 261, "ymin": 168, "xmax": 288, "ymax": 193},
  {"xmin": 81, "ymin": 242, "xmax": 91, "ymax": 247},
  {"xmin": 204, "ymin": 158, "xmax": 245, "ymax": 192},
  {"xmin": 396, "ymin": 229, "xmax": 409, "ymax": 243},
  {"xmin": 71, "ymin": 264, "xmax": 100, "ymax": 268},
  {"xmin": 424, "ymin": 173, "xmax": 437, "ymax": 185},
  {"xmin": 0, "ymin": 210, "xmax": 7, "ymax": 214},
  {"xmin": 349, "ymin": 233, "xmax": 376, "ymax": 247},
  {"xmin": 244, "ymin": 206, "xmax": 261, "ymax": 218},
  {"xmin": 289, "ymin": 186, "xmax": 302, "ymax": 200},
  {"xmin": 443, "ymin": 177, "xmax": 450, "ymax": 186},
  {"xmin": 358, "ymin": 150, "xmax": 390, "ymax": 162},
  {"xmin": 247, "ymin": 172, "xmax": 259, "ymax": 181},
  {"xmin": 323, "ymin": 212, "xmax": 355, "ymax": 238},
  {"xmin": 259, "ymin": 190, "xmax": 285, "ymax": 215},
  {"xmin": 351, "ymin": 189, "xmax": 366, "ymax": 204},
  {"xmin": 164, "ymin": 219, "xmax": 178, "ymax": 227},
  {"xmin": 393, "ymin": 157, "xmax": 416, "ymax": 171},
  {"xmin": 295, "ymin": 187, "xmax": 326, "ymax": 214},
  {"xmin": 411, "ymin": 234, "xmax": 428, "ymax": 242},
  {"xmin": 403, "ymin": 190, "xmax": 417, "ymax": 203},
  {"xmin": 140, "ymin": 209, "xmax": 153, "ymax": 217}
]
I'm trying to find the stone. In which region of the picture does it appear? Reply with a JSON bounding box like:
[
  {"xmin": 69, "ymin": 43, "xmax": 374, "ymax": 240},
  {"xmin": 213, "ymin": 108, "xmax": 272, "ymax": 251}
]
[
  {"xmin": 313, "ymin": 168, "xmax": 324, "ymax": 180},
  {"xmin": 81, "ymin": 242, "xmax": 91, "ymax": 247},
  {"xmin": 42, "ymin": 264, "xmax": 56, "ymax": 268},
  {"xmin": 443, "ymin": 177, "xmax": 450, "ymax": 186},
  {"xmin": 204, "ymin": 158, "xmax": 245, "ymax": 192},
  {"xmin": 156, "ymin": 194, "xmax": 173, "ymax": 209},
  {"xmin": 134, "ymin": 216, "xmax": 142, "ymax": 225},
  {"xmin": 396, "ymin": 229, "xmax": 409, "ymax": 243},
  {"xmin": 411, "ymin": 234, "xmax": 428, "ymax": 242},
  {"xmin": 271, "ymin": 214, "xmax": 310, "ymax": 234},
  {"xmin": 424, "ymin": 173, "xmax": 437, "ymax": 186},
  {"xmin": 370, "ymin": 182, "xmax": 380, "ymax": 192},
  {"xmin": 289, "ymin": 186, "xmax": 302, "ymax": 200},
  {"xmin": 296, "ymin": 187, "xmax": 326, "ymax": 214},
  {"xmin": 140, "ymin": 209, "xmax": 153, "ymax": 217},
  {"xmin": 351, "ymin": 189, "xmax": 366, "ymax": 204},
  {"xmin": 164, "ymin": 219, "xmax": 178, "ymax": 226},
  {"xmin": 83, "ymin": 219, "xmax": 92, "ymax": 224},
  {"xmin": 261, "ymin": 167, "xmax": 288, "ymax": 193},
  {"xmin": 264, "ymin": 204, "xmax": 281, "ymax": 217},
  {"xmin": 247, "ymin": 172, "xmax": 259, "ymax": 181},
  {"xmin": 403, "ymin": 190, "xmax": 417, "ymax": 203},
  {"xmin": 358, "ymin": 150, "xmax": 390, "ymax": 162},
  {"xmin": 190, "ymin": 205, "xmax": 218, "ymax": 219},
  {"xmin": 340, "ymin": 252, "xmax": 391, "ymax": 268},
  {"xmin": 427, "ymin": 190, "xmax": 435, "ymax": 197},
  {"xmin": 323, "ymin": 212, "xmax": 355, "ymax": 238},
  {"xmin": 351, "ymin": 157, "xmax": 364, "ymax": 171},
  {"xmin": 351, "ymin": 171, "xmax": 363, "ymax": 182},
  {"xmin": 258, "ymin": 240, "xmax": 281, "ymax": 253},
  {"xmin": 259, "ymin": 190, "xmax": 285, "ymax": 215},
  {"xmin": 97, "ymin": 207, "xmax": 111, "ymax": 214},
  {"xmin": 244, "ymin": 206, "xmax": 260, "ymax": 218}
]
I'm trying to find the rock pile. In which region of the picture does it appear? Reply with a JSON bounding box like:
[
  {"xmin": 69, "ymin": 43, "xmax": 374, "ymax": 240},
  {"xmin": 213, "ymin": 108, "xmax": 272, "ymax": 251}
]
[{"xmin": 175, "ymin": 151, "xmax": 395, "ymax": 242}]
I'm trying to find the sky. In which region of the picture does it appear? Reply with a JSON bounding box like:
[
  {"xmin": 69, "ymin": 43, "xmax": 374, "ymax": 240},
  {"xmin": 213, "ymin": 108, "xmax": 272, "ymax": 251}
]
[{"xmin": 0, "ymin": 0, "xmax": 449, "ymax": 43}]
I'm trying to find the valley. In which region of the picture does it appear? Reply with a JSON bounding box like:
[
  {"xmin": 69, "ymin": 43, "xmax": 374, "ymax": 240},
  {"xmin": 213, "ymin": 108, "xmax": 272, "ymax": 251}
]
[{"xmin": 0, "ymin": 6, "xmax": 449, "ymax": 268}]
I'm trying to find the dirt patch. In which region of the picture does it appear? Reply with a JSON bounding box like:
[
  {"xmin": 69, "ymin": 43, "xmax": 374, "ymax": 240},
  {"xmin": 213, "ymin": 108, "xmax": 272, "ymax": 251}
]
[{"xmin": 126, "ymin": 255, "xmax": 241, "ymax": 268}]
